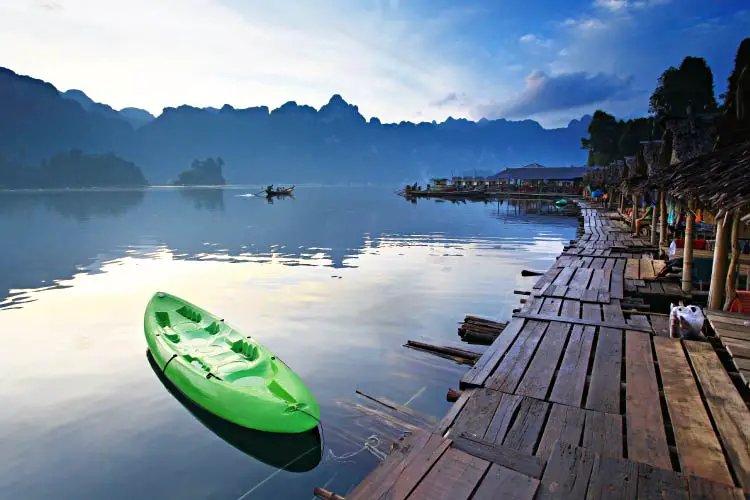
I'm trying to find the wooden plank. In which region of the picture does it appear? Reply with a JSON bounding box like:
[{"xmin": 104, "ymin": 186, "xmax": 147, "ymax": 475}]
[
  {"xmin": 723, "ymin": 340, "xmax": 750, "ymax": 359},
  {"xmin": 602, "ymin": 301, "xmax": 625, "ymax": 324},
  {"xmin": 347, "ymin": 430, "xmax": 433, "ymax": 500},
  {"xmin": 586, "ymin": 327, "xmax": 622, "ymax": 414},
  {"xmin": 500, "ymin": 397, "xmax": 550, "ymax": 454},
  {"xmin": 602, "ymin": 258, "xmax": 617, "ymax": 271},
  {"xmin": 516, "ymin": 322, "xmax": 570, "ymax": 400},
  {"xmin": 624, "ymin": 332, "xmax": 671, "ymax": 469},
  {"xmin": 461, "ymin": 318, "xmax": 525, "ymax": 388},
  {"xmin": 581, "ymin": 302, "xmax": 601, "ymax": 321},
  {"xmin": 710, "ymin": 321, "xmax": 750, "ymax": 340},
  {"xmin": 512, "ymin": 312, "xmax": 653, "ymax": 333},
  {"xmin": 653, "ymin": 260, "xmax": 666, "ymax": 276},
  {"xmin": 640, "ymin": 258, "xmax": 656, "ymax": 280},
  {"xmin": 685, "ymin": 340, "xmax": 750, "ymax": 490},
  {"xmin": 451, "ymin": 388, "xmax": 504, "ymax": 440},
  {"xmin": 488, "ymin": 321, "xmax": 548, "ymax": 393},
  {"xmin": 636, "ymin": 463, "xmax": 689, "ymax": 500},
  {"xmin": 485, "ymin": 393, "xmax": 523, "ymax": 444},
  {"xmin": 585, "ymin": 454, "xmax": 637, "ymax": 500},
  {"xmin": 408, "ymin": 447, "xmax": 489, "ymax": 500},
  {"xmin": 560, "ymin": 299, "xmax": 581, "ymax": 319},
  {"xmin": 471, "ymin": 463, "xmax": 540, "ymax": 500},
  {"xmin": 569, "ymin": 267, "xmax": 594, "ymax": 289},
  {"xmin": 705, "ymin": 309, "xmax": 750, "ymax": 325},
  {"xmin": 536, "ymin": 404, "xmax": 586, "ymax": 460},
  {"xmin": 654, "ymin": 337, "xmax": 733, "ymax": 485},
  {"xmin": 435, "ymin": 389, "xmax": 472, "ymax": 436},
  {"xmin": 625, "ymin": 259, "xmax": 640, "ymax": 280},
  {"xmin": 589, "ymin": 269, "xmax": 611, "ymax": 292},
  {"xmin": 564, "ymin": 287, "xmax": 584, "ymax": 300},
  {"xmin": 649, "ymin": 315, "xmax": 670, "ymax": 337},
  {"xmin": 549, "ymin": 326, "xmax": 595, "ymax": 407},
  {"xmin": 611, "ymin": 269, "xmax": 624, "ymax": 299},
  {"xmin": 536, "ymin": 442, "xmax": 595, "ymax": 500},
  {"xmin": 583, "ymin": 411, "xmax": 623, "ymax": 459},
  {"xmin": 687, "ymin": 475, "xmax": 745, "ymax": 500},
  {"xmin": 662, "ymin": 281, "xmax": 683, "ymax": 297},
  {"xmin": 382, "ymin": 433, "xmax": 453, "ymax": 500},
  {"xmin": 538, "ymin": 298, "xmax": 563, "ymax": 316},
  {"xmin": 453, "ymin": 435, "xmax": 546, "ymax": 479},
  {"xmin": 552, "ymin": 266, "xmax": 576, "ymax": 287},
  {"xmin": 647, "ymin": 281, "xmax": 664, "ymax": 294},
  {"xmin": 533, "ymin": 267, "xmax": 562, "ymax": 290},
  {"xmin": 581, "ymin": 289, "xmax": 600, "ymax": 303}
]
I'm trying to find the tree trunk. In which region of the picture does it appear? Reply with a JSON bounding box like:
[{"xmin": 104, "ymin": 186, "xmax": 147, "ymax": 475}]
[
  {"xmin": 708, "ymin": 212, "xmax": 732, "ymax": 309},
  {"xmin": 724, "ymin": 211, "xmax": 741, "ymax": 311},
  {"xmin": 682, "ymin": 200, "xmax": 696, "ymax": 293},
  {"xmin": 650, "ymin": 195, "xmax": 658, "ymax": 246},
  {"xmin": 631, "ymin": 194, "xmax": 638, "ymax": 232}
]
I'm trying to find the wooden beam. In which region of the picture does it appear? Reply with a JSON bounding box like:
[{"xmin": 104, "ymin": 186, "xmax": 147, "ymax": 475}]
[
  {"xmin": 511, "ymin": 311, "xmax": 653, "ymax": 333},
  {"xmin": 724, "ymin": 210, "xmax": 741, "ymax": 311},
  {"xmin": 659, "ymin": 190, "xmax": 668, "ymax": 249},
  {"xmin": 708, "ymin": 212, "xmax": 732, "ymax": 310}
]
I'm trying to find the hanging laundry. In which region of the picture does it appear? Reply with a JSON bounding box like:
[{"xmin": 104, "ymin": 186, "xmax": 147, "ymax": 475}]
[{"xmin": 695, "ymin": 209, "xmax": 703, "ymax": 223}]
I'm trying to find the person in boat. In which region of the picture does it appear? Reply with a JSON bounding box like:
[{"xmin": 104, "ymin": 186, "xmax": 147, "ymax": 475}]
[{"xmin": 634, "ymin": 195, "xmax": 654, "ymax": 235}]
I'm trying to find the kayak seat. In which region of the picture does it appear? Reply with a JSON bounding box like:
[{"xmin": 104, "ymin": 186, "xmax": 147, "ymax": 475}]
[
  {"xmin": 155, "ymin": 311, "xmax": 171, "ymax": 328},
  {"xmin": 230, "ymin": 339, "xmax": 260, "ymax": 361},
  {"xmin": 204, "ymin": 322, "xmax": 221, "ymax": 335},
  {"xmin": 176, "ymin": 305, "xmax": 202, "ymax": 323}
]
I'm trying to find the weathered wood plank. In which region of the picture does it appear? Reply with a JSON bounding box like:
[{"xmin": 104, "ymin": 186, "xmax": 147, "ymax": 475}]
[
  {"xmin": 536, "ymin": 404, "xmax": 586, "ymax": 459},
  {"xmin": 636, "ymin": 463, "xmax": 689, "ymax": 500},
  {"xmin": 662, "ymin": 281, "xmax": 683, "ymax": 297},
  {"xmin": 533, "ymin": 267, "xmax": 562, "ymax": 290},
  {"xmin": 640, "ymin": 258, "xmax": 656, "ymax": 280},
  {"xmin": 560, "ymin": 299, "xmax": 581, "ymax": 319},
  {"xmin": 383, "ymin": 433, "xmax": 453, "ymax": 500},
  {"xmin": 451, "ymin": 388, "xmax": 504, "ymax": 440},
  {"xmin": 654, "ymin": 337, "xmax": 733, "ymax": 485},
  {"xmin": 602, "ymin": 300, "xmax": 625, "ymax": 324},
  {"xmin": 453, "ymin": 434, "xmax": 546, "ymax": 479},
  {"xmin": 485, "ymin": 392, "xmax": 523, "ymax": 444},
  {"xmin": 611, "ymin": 269, "xmax": 624, "ymax": 299},
  {"xmin": 408, "ymin": 447, "xmax": 489, "ymax": 500},
  {"xmin": 516, "ymin": 322, "xmax": 571, "ymax": 400},
  {"xmin": 685, "ymin": 340, "xmax": 750, "ymax": 490},
  {"xmin": 649, "ymin": 315, "xmax": 670, "ymax": 337},
  {"xmin": 625, "ymin": 259, "xmax": 640, "ymax": 280},
  {"xmin": 488, "ymin": 321, "xmax": 548, "ymax": 393},
  {"xmin": 549, "ymin": 325, "xmax": 595, "ymax": 407},
  {"xmin": 461, "ymin": 318, "xmax": 526, "ymax": 388},
  {"xmin": 569, "ymin": 267, "xmax": 594, "ymax": 290},
  {"xmin": 582, "ymin": 411, "xmax": 623, "ymax": 459},
  {"xmin": 624, "ymin": 332, "xmax": 671, "ymax": 469},
  {"xmin": 536, "ymin": 441, "xmax": 595, "ymax": 500},
  {"xmin": 585, "ymin": 454, "xmax": 637, "ymax": 500},
  {"xmin": 435, "ymin": 388, "xmax": 473, "ymax": 436},
  {"xmin": 501, "ymin": 397, "xmax": 550, "ymax": 454},
  {"xmin": 686, "ymin": 475, "xmax": 745, "ymax": 500},
  {"xmin": 512, "ymin": 312, "xmax": 652, "ymax": 333},
  {"xmin": 552, "ymin": 266, "xmax": 576, "ymax": 287},
  {"xmin": 586, "ymin": 327, "xmax": 622, "ymax": 414},
  {"xmin": 471, "ymin": 463, "xmax": 540, "ymax": 500},
  {"xmin": 538, "ymin": 298, "xmax": 563, "ymax": 316}
]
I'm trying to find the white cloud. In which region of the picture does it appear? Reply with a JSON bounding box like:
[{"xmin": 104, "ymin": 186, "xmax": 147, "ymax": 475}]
[
  {"xmin": 593, "ymin": 0, "xmax": 628, "ymax": 12},
  {"xmin": 561, "ymin": 17, "xmax": 607, "ymax": 31},
  {"xmin": 0, "ymin": 0, "xmax": 482, "ymax": 123},
  {"xmin": 519, "ymin": 33, "xmax": 553, "ymax": 48}
]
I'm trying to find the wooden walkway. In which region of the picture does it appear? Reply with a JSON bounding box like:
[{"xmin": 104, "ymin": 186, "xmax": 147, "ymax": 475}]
[
  {"xmin": 706, "ymin": 309, "xmax": 750, "ymax": 389},
  {"xmin": 320, "ymin": 205, "xmax": 750, "ymax": 500}
]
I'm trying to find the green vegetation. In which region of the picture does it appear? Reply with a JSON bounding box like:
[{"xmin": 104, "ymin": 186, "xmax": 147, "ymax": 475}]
[
  {"xmin": 581, "ymin": 111, "xmax": 652, "ymax": 166},
  {"xmin": 0, "ymin": 150, "xmax": 147, "ymax": 189},
  {"xmin": 649, "ymin": 56, "xmax": 717, "ymax": 118},
  {"xmin": 171, "ymin": 157, "xmax": 226, "ymax": 186}
]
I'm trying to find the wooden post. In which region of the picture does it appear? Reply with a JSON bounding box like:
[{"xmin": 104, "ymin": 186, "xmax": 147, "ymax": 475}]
[
  {"xmin": 631, "ymin": 194, "xmax": 638, "ymax": 232},
  {"xmin": 682, "ymin": 199, "xmax": 696, "ymax": 293},
  {"xmin": 724, "ymin": 211, "xmax": 741, "ymax": 311},
  {"xmin": 650, "ymin": 195, "xmax": 658, "ymax": 246},
  {"xmin": 659, "ymin": 191, "xmax": 668, "ymax": 249},
  {"xmin": 708, "ymin": 212, "xmax": 732, "ymax": 309}
]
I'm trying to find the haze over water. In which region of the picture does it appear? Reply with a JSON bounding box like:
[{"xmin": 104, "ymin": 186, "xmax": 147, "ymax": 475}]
[{"xmin": 0, "ymin": 186, "xmax": 578, "ymax": 499}]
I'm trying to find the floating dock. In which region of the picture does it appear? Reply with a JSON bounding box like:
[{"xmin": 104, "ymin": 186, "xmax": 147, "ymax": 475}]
[{"xmin": 316, "ymin": 203, "xmax": 750, "ymax": 500}]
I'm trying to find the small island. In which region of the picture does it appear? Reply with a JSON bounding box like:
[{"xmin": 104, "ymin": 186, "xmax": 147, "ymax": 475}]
[
  {"xmin": 171, "ymin": 157, "xmax": 227, "ymax": 186},
  {"xmin": 0, "ymin": 150, "xmax": 147, "ymax": 189}
]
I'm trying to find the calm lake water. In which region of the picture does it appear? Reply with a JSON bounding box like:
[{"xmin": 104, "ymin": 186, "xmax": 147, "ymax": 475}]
[{"xmin": 0, "ymin": 186, "xmax": 578, "ymax": 499}]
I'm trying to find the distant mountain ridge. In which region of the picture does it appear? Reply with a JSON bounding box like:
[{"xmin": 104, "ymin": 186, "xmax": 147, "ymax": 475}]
[{"xmin": 0, "ymin": 66, "xmax": 591, "ymax": 184}]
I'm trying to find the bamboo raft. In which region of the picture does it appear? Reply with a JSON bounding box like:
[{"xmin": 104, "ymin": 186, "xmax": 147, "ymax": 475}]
[{"xmin": 314, "ymin": 203, "xmax": 750, "ymax": 500}]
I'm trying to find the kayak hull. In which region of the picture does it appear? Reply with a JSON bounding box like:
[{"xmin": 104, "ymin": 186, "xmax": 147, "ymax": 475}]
[{"xmin": 144, "ymin": 292, "xmax": 320, "ymax": 433}]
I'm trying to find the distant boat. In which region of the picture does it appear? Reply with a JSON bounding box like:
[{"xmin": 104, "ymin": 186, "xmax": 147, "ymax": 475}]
[{"xmin": 265, "ymin": 185, "xmax": 295, "ymax": 197}]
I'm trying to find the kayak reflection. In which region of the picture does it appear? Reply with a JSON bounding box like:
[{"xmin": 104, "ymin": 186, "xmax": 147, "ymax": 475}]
[{"xmin": 147, "ymin": 351, "xmax": 323, "ymax": 472}]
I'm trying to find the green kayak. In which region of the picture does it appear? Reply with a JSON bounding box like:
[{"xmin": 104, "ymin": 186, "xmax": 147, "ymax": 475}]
[{"xmin": 144, "ymin": 292, "xmax": 320, "ymax": 433}]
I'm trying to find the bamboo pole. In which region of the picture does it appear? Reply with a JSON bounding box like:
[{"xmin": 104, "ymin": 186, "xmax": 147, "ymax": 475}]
[
  {"xmin": 631, "ymin": 194, "xmax": 638, "ymax": 232},
  {"xmin": 650, "ymin": 195, "xmax": 658, "ymax": 246},
  {"xmin": 724, "ymin": 211, "xmax": 741, "ymax": 311},
  {"xmin": 708, "ymin": 212, "xmax": 732, "ymax": 309},
  {"xmin": 659, "ymin": 191, "xmax": 668, "ymax": 249},
  {"xmin": 682, "ymin": 200, "xmax": 696, "ymax": 293}
]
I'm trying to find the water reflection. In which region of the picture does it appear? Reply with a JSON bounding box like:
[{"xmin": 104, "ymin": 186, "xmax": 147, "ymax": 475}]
[
  {"xmin": 180, "ymin": 188, "xmax": 225, "ymax": 211},
  {"xmin": 146, "ymin": 351, "xmax": 322, "ymax": 473}
]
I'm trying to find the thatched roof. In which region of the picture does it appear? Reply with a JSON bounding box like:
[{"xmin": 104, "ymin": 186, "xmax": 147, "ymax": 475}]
[{"xmin": 666, "ymin": 139, "xmax": 750, "ymax": 212}]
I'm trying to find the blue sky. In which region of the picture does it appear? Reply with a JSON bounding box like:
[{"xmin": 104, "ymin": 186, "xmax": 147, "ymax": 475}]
[{"xmin": 0, "ymin": 0, "xmax": 747, "ymax": 127}]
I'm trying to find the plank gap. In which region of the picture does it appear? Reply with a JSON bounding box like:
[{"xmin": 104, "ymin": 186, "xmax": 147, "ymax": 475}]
[
  {"xmin": 650, "ymin": 336, "xmax": 681, "ymax": 473},
  {"xmin": 580, "ymin": 326, "xmax": 599, "ymax": 412}
]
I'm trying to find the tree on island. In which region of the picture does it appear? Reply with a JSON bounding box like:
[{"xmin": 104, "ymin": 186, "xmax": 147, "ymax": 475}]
[
  {"xmin": 581, "ymin": 111, "xmax": 653, "ymax": 166},
  {"xmin": 649, "ymin": 56, "xmax": 717, "ymax": 118},
  {"xmin": 172, "ymin": 157, "xmax": 226, "ymax": 186}
]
